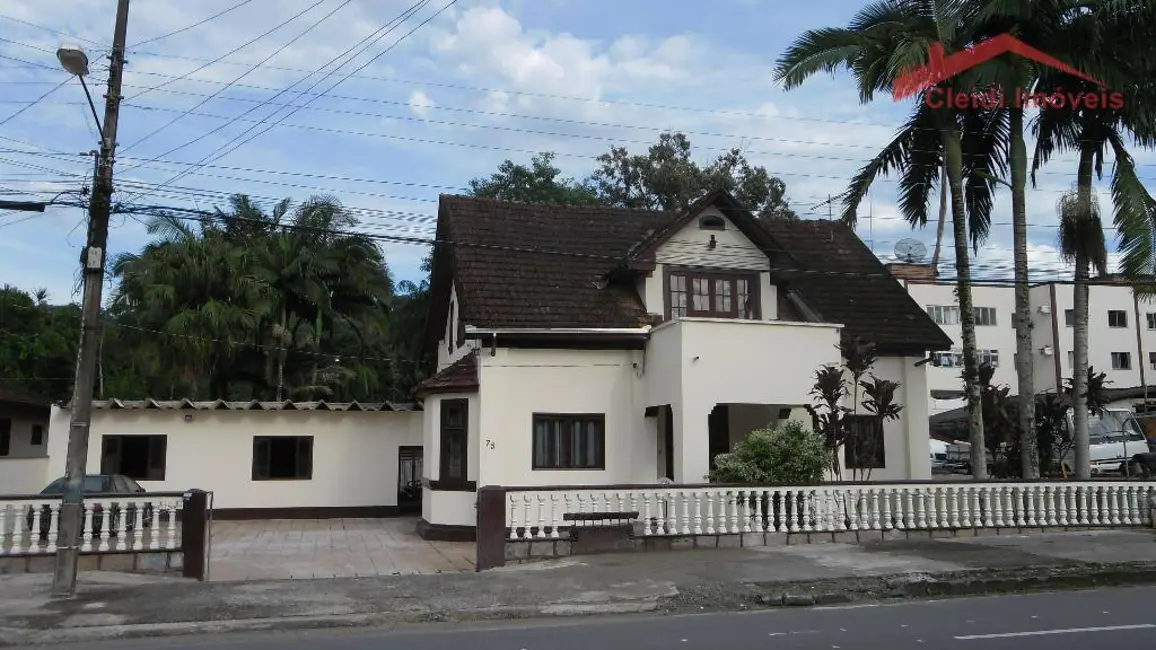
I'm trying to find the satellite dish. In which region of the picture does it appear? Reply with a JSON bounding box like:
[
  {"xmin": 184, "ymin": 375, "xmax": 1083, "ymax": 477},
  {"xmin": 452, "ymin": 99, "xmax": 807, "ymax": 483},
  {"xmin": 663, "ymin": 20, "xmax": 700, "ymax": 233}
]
[{"xmin": 894, "ymin": 238, "xmax": 928, "ymax": 263}]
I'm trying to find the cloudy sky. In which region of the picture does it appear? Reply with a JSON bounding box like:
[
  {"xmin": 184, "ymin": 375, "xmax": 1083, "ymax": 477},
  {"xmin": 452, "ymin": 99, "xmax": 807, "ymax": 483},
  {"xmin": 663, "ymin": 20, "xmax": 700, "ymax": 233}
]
[{"xmin": 0, "ymin": 0, "xmax": 1143, "ymax": 304}]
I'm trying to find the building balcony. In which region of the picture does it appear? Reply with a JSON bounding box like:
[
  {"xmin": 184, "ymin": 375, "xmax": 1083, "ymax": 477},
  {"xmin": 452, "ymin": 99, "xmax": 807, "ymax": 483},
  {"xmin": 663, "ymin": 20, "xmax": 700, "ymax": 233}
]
[{"xmin": 644, "ymin": 317, "xmax": 842, "ymax": 408}]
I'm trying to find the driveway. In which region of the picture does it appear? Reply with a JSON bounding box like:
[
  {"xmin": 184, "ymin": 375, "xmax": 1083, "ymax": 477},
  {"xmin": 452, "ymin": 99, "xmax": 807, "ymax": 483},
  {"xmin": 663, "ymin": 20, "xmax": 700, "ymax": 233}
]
[{"xmin": 207, "ymin": 517, "xmax": 475, "ymax": 581}]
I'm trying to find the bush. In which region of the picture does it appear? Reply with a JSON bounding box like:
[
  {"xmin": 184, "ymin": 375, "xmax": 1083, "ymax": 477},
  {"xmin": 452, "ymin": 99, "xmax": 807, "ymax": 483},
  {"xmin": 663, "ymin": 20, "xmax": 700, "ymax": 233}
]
[{"xmin": 708, "ymin": 421, "xmax": 829, "ymax": 485}]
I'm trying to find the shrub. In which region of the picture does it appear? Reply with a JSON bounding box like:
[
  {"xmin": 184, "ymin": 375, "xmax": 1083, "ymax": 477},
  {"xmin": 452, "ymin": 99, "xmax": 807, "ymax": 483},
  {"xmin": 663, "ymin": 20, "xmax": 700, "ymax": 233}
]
[{"xmin": 708, "ymin": 421, "xmax": 829, "ymax": 485}]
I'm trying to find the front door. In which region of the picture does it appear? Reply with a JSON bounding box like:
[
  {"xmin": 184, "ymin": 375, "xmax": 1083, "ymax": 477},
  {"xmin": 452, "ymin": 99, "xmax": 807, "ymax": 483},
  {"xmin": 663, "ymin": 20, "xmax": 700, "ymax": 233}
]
[
  {"xmin": 708, "ymin": 405, "xmax": 730, "ymax": 469},
  {"xmin": 398, "ymin": 446, "xmax": 423, "ymax": 513}
]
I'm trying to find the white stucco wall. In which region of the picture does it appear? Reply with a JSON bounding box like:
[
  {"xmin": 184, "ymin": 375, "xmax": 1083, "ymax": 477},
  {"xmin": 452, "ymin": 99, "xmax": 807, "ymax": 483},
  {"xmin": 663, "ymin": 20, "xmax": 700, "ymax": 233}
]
[
  {"xmin": 44, "ymin": 406, "xmax": 422, "ymax": 510},
  {"xmin": 475, "ymin": 348, "xmax": 655, "ymax": 487},
  {"xmin": 0, "ymin": 410, "xmax": 51, "ymax": 494},
  {"xmin": 842, "ymin": 356, "xmax": 931, "ymax": 481},
  {"xmin": 421, "ymin": 392, "xmax": 479, "ymax": 527},
  {"xmin": 436, "ymin": 283, "xmax": 477, "ymax": 371}
]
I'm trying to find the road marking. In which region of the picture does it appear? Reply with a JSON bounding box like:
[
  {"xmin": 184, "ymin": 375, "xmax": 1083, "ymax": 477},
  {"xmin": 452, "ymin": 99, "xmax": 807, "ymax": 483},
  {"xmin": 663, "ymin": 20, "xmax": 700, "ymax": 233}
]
[{"xmin": 955, "ymin": 624, "xmax": 1156, "ymax": 640}]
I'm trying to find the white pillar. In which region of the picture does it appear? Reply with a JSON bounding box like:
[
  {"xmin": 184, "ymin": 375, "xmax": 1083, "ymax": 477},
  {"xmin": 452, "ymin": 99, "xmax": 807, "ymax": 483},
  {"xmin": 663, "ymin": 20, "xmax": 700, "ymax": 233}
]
[{"xmin": 904, "ymin": 357, "xmax": 932, "ymax": 480}]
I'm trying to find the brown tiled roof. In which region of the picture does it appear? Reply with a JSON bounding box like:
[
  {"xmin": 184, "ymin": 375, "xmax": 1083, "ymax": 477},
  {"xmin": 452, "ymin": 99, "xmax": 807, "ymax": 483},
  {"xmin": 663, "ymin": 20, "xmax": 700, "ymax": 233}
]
[
  {"xmin": 414, "ymin": 354, "xmax": 479, "ymax": 397},
  {"xmin": 426, "ymin": 193, "xmax": 950, "ymax": 357},
  {"xmin": 756, "ymin": 219, "xmax": 952, "ymax": 354},
  {"xmin": 0, "ymin": 384, "xmax": 50, "ymax": 409},
  {"xmin": 431, "ymin": 195, "xmax": 675, "ymax": 330}
]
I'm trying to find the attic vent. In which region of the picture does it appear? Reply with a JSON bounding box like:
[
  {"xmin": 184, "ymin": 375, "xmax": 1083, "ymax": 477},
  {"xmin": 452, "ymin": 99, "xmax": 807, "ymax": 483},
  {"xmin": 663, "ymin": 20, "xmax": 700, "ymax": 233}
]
[{"xmin": 699, "ymin": 215, "xmax": 726, "ymax": 231}]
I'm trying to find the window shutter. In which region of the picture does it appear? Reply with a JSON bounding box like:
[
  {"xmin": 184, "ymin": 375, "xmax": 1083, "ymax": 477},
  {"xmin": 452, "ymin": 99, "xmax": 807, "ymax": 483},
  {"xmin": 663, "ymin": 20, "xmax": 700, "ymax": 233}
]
[
  {"xmin": 296, "ymin": 437, "xmax": 312, "ymax": 479},
  {"xmin": 148, "ymin": 436, "xmax": 167, "ymax": 480},
  {"xmin": 253, "ymin": 438, "xmax": 270, "ymax": 480},
  {"xmin": 100, "ymin": 436, "xmax": 121, "ymax": 474}
]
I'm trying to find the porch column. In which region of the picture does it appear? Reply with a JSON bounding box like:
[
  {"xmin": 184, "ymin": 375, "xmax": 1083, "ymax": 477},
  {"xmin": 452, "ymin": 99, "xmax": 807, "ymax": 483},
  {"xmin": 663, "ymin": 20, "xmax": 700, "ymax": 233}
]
[
  {"xmin": 672, "ymin": 400, "xmax": 710, "ymax": 483},
  {"xmin": 903, "ymin": 357, "xmax": 932, "ymax": 479}
]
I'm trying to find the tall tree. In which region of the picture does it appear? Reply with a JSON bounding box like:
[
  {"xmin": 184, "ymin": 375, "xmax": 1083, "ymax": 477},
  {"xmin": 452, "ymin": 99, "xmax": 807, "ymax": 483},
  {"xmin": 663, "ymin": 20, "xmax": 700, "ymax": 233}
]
[
  {"xmin": 1057, "ymin": 188, "xmax": 1108, "ymax": 478},
  {"xmin": 774, "ymin": 0, "xmax": 1001, "ymax": 478},
  {"xmin": 589, "ymin": 132, "xmax": 797, "ymax": 218},
  {"xmin": 467, "ymin": 152, "xmax": 601, "ymax": 205}
]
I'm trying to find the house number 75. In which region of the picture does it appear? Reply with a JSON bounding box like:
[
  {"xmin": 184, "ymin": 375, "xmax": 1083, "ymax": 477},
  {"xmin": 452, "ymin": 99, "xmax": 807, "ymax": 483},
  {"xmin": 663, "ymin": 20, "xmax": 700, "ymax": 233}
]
[{"xmin": 485, "ymin": 439, "xmax": 496, "ymax": 449}]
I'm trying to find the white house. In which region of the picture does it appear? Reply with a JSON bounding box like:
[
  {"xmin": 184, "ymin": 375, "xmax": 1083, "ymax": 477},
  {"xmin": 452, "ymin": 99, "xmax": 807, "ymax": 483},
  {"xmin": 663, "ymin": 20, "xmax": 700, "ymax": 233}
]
[
  {"xmin": 0, "ymin": 389, "xmax": 51, "ymax": 494},
  {"xmin": 21, "ymin": 192, "xmax": 952, "ymax": 539},
  {"xmin": 413, "ymin": 190, "xmax": 951, "ymax": 540}
]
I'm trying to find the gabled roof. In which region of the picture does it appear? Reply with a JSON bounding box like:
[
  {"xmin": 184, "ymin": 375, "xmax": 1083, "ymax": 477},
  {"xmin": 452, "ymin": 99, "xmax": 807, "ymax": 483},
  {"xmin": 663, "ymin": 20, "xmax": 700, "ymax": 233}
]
[
  {"xmin": 425, "ymin": 192, "xmax": 951, "ymax": 356},
  {"xmin": 755, "ymin": 219, "xmax": 952, "ymax": 355},
  {"xmin": 414, "ymin": 354, "xmax": 478, "ymax": 397}
]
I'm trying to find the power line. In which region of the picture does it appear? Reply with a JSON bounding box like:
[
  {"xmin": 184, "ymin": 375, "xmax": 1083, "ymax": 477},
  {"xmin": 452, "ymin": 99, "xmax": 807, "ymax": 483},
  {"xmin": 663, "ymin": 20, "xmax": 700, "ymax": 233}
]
[
  {"xmin": 117, "ymin": 0, "xmax": 434, "ymax": 183},
  {"xmin": 118, "ymin": 0, "xmax": 337, "ymax": 152},
  {"xmin": 0, "ymin": 78, "xmax": 69, "ymax": 127},
  {"xmin": 0, "ymin": 12, "xmax": 105, "ymax": 46},
  {"xmin": 131, "ymin": 0, "xmax": 258, "ymax": 47}
]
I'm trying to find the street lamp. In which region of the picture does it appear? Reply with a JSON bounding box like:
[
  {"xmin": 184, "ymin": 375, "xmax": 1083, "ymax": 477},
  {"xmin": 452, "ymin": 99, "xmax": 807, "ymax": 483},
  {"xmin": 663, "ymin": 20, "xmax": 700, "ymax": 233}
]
[{"xmin": 57, "ymin": 45, "xmax": 104, "ymax": 137}]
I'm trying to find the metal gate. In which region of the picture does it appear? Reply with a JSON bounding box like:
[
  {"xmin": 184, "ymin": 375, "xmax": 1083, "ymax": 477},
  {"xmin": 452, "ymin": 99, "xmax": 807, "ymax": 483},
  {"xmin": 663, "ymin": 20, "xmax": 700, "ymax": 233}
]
[{"xmin": 398, "ymin": 446, "xmax": 423, "ymax": 514}]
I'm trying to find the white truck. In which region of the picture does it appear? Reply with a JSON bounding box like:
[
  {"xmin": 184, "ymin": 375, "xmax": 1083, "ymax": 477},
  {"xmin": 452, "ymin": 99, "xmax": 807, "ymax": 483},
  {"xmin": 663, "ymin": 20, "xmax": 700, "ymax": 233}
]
[{"xmin": 941, "ymin": 408, "xmax": 1150, "ymax": 476}]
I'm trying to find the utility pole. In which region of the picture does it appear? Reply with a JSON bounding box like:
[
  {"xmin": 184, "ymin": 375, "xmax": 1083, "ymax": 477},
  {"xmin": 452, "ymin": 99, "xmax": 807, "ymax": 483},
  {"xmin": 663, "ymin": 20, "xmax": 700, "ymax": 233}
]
[{"xmin": 52, "ymin": 0, "xmax": 131, "ymax": 599}]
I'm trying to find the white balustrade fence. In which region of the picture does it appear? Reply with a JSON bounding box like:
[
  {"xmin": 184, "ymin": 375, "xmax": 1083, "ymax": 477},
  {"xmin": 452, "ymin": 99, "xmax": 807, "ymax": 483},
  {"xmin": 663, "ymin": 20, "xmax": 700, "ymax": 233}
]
[
  {"xmin": 504, "ymin": 482, "xmax": 1156, "ymax": 541},
  {"xmin": 0, "ymin": 493, "xmax": 185, "ymax": 556}
]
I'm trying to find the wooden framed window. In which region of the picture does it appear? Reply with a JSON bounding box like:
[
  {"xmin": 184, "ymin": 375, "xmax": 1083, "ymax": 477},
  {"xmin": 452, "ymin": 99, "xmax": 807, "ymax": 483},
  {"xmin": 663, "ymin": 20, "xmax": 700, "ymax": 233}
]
[
  {"xmin": 667, "ymin": 268, "xmax": 759, "ymax": 320},
  {"xmin": 440, "ymin": 399, "xmax": 469, "ymax": 484},
  {"xmin": 252, "ymin": 436, "xmax": 313, "ymax": 480},
  {"xmin": 532, "ymin": 414, "xmax": 605, "ymax": 470},
  {"xmin": 100, "ymin": 434, "xmax": 168, "ymax": 481}
]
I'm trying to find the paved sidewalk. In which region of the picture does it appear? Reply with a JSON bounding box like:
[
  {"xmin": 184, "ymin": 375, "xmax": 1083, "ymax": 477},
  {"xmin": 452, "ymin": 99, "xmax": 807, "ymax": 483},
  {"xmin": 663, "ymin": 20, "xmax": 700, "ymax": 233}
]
[
  {"xmin": 208, "ymin": 518, "xmax": 474, "ymax": 580},
  {"xmin": 4, "ymin": 529, "xmax": 1156, "ymax": 646}
]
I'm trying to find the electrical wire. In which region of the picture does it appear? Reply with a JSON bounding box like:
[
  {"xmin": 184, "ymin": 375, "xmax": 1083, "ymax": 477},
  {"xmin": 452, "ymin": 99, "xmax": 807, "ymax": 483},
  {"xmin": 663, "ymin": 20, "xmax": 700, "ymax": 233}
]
[
  {"xmin": 0, "ymin": 12, "xmax": 105, "ymax": 46},
  {"xmin": 0, "ymin": 78, "xmax": 69, "ymax": 127},
  {"xmin": 118, "ymin": 0, "xmax": 338, "ymax": 151},
  {"xmin": 131, "ymin": 0, "xmax": 259, "ymax": 47},
  {"xmin": 117, "ymin": 0, "xmax": 443, "ymax": 198}
]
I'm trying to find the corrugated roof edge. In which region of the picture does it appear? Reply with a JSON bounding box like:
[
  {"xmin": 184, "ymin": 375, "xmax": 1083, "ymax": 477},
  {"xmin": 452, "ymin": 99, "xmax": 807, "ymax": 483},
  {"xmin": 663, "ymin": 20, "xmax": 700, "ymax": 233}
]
[{"xmin": 56, "ymin": 399, "xmax": 421, "ymax": 412}]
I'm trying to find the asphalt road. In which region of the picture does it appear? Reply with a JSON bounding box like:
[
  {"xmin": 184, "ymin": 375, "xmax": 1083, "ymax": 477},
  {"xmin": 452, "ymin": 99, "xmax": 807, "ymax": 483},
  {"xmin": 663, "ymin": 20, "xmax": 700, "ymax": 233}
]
[{"xmin": 29, "ymin": 586, "xmax": 1156, "ymax": 650}]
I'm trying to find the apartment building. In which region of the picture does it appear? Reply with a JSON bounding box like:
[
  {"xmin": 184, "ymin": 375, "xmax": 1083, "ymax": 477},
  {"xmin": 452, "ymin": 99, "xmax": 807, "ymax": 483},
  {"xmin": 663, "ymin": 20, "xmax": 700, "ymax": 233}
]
[{"xmin": 888, "ymin": 264, "xmax": 1156, "ymax": 414}]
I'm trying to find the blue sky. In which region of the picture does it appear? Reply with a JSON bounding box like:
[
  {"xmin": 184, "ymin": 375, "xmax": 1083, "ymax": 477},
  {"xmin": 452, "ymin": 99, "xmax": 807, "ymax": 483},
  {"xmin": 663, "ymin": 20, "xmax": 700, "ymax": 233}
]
[{"xmin": 0, "ymin": 0, "xmax": 1143, "ymax": 304}]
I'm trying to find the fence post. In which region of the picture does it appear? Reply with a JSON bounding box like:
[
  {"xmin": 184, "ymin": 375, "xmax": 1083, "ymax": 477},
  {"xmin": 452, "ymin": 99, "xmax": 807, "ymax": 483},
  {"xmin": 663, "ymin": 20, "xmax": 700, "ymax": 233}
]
[
  {"xmin": 476, "ymin": 485, "xmax": 507, "ymax": 571},
  {"xmin": 181, "ymin": 490, "xmax": 209, "ymax": 580}
]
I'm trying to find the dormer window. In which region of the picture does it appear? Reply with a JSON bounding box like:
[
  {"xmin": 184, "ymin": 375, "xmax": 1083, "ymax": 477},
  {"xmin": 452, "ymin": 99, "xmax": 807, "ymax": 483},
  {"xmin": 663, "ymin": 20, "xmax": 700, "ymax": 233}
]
[
  {"xmin": 667, "ymin": 269, "xmax": 759, "ymax": 320},
  {"xmin": 698, "ymin": 215, "xmax": 726, "ymax": 231}
]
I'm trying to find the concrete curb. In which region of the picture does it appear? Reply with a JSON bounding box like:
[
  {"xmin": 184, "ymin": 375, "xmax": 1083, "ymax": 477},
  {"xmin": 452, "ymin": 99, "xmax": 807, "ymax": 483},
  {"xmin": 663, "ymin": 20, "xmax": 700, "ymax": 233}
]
[
  {"xmin": 6, "ymin": 563, "xmax": 1156, "ymax": 646},
  {"xmin": 754, "ymin": 563, "xmax": 1156, "ymax": 608}
]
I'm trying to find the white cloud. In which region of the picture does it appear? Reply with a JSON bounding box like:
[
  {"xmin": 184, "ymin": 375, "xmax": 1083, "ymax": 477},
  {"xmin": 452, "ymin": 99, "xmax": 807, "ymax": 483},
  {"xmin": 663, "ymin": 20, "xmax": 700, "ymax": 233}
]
[{"xmin": 408, "ymin": 89, "xmax": 435, "ymax": 118}]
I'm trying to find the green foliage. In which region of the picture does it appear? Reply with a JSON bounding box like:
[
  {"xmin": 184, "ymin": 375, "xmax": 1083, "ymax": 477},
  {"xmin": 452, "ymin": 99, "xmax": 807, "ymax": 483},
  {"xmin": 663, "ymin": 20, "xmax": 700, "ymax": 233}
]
[
  {"xmin": 468, "ymin": 133, "xmax": 797, "ymax": 218},
  {"xmin": 0, "ymin": 285, "xmax": 80, "ymax": 401},
  {"xmin": 708, "ymin": 421, "xmax": 829, "ymax": 485},
  {"xmin": 467, "ymin": 152, "xmax": 601, "ymax": 206}
]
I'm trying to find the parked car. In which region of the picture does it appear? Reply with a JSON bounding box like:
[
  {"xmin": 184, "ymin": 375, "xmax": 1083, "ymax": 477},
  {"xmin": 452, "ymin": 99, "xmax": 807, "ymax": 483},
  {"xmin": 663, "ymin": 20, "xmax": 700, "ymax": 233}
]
[
  {"xmin": 27, "ymin": 474, "xmax": 153, "ymax": 539},
  {"xmin": 1060, "ymin": 409, "xmax": 1148, "ymax": 475}
]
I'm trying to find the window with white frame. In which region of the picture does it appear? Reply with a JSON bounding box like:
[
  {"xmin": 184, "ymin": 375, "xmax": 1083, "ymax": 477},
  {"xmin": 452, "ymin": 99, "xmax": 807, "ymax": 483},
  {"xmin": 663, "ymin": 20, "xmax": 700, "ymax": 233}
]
[
  {"xmin": 1065, "ymin": 309, "xmax": 1074, "ymax": 327},
  {"xmin": 931, "ymin": 349, "xmax": 998, "ymax": 368},
  {"xmin": 978, "ymin": 349, "xmax": 999, "ymax": 368},
  {"xmin": 1068, "ymin": 351, "xmax": 1074, "ymax": 367},
  {"xmin": 1149, "ymin": 351, "xmax": 1156, "ymax": 370},
  {"xmin": 1109, "ymin": 310, "xmax": 1128, "ymax": 328},
  {"xmin": 974, "ymin": 307, "xmax": 998, "ymax": 326},
  {"xmin": 927, "ymin": 305, "xmax": 959, "ymax": 326},
  {"xmin": 1111, "ymin": 351, "xmax": 1132, "ymax": 370},
  {"xmin": 1148, "ymin": 313, "xmax": 1156, "ymax": 330}
]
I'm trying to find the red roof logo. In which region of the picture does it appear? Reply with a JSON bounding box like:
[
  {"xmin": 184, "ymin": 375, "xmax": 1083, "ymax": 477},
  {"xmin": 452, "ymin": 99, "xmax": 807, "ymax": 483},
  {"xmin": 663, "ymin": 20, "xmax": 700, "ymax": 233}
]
[{"xmin": 892, "ymin": 34, "xmax": 1106, "ymax": 101}]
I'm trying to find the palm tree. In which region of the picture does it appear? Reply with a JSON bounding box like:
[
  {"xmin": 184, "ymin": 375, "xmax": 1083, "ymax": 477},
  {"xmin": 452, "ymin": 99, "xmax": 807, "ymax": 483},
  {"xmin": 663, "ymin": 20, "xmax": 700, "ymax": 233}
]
[
  {"xmin": 1029, "ymin": 1, "xmax": 1156, "ymax": 472},
  {"xmin": 774, "ymin": 0, "xmax": 1001, "ymax": 478},
  {"xmin": 975, "ymin": 0, "xmax": 1156, "ymax": 479},
  {"xmin": 1057, "ymin": 189, "xmax": 1108, "ymax": 478}
]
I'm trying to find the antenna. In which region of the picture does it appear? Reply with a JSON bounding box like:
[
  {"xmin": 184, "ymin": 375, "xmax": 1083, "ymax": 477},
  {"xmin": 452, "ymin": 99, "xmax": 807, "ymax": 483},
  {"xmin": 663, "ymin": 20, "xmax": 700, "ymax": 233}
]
[{"xmin": 894, "ymin": 238, "xmax": 928, "ymax": 264}]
